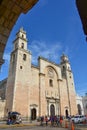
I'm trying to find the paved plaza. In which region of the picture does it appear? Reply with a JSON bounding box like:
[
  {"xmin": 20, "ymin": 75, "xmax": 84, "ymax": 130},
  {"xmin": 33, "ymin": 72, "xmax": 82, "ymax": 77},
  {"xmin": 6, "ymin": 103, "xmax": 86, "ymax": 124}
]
[
  {"xmin": 0, "ymin": 120, "xmax": 87, "ymax": 130},
  {"xmin": 0, "ymin": 126, "xmax": 75, "ymax": 130},
  {"xmin": 0, "ymin": 124, "xmax": 87, "ymax": 130}
]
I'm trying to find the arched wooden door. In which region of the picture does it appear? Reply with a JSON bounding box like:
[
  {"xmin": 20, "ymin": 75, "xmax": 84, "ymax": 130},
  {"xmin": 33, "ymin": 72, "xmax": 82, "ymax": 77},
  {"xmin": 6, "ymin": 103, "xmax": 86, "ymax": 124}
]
[
  {"xmin": 31, "ymin": 108, "xmax": 36, "ymax": 120},
  {"xmin": 65, "ymin": 109, "xmax": 68, "ymax": 118},
  {"xmin": 50, "ymin": 104, "xmax": 55, "ymax": 116}
]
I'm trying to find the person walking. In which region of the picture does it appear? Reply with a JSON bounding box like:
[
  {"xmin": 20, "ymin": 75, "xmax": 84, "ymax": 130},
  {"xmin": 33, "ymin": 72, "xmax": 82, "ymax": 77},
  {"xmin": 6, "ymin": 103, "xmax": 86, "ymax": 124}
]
[
  {"xmin": 45, "ymin": 116, "xmax": 48, "ymax": 126},
  {"xmin": 60, "ymin": 115, "xmax": 63, "ymax": 127},
  {"xmin": 40, "ymin": 116, "xmax": 44, "ymax": 126}
]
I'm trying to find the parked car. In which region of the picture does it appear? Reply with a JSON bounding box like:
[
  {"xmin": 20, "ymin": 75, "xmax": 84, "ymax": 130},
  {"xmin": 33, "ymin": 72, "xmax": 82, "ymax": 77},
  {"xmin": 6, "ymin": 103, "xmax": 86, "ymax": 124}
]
[
  {"xmin": 79, "ymin": 115, "xmax": 86, "ymax": 123},
  {"xmin": 71, "ymin": 115, "xmax": 86, "ymax": 123},
  {"xmin": 71, "ymin": 115, "xmax": 79, "ymax": 123},
  {"xmin": 7, "ymin": 111, "xmax": 22, "ymax": 125}
]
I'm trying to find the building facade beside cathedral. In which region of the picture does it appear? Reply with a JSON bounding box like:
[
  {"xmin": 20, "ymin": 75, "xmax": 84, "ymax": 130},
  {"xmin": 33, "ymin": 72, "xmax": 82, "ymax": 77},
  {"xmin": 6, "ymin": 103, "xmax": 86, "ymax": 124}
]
[{"xmin": 5, "ymin": 28, "xmax": 77, "ymax": 119}]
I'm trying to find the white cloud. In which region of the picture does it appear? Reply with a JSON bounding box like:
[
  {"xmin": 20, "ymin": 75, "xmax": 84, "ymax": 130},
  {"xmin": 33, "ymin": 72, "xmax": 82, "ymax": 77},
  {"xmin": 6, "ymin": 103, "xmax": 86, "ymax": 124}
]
[
  {"xmin": 1, "ymin": 40, "xmax": 63, "ymax": 71},
  {"xmin": 29, "ymin": 40, "xmax": 62, "ymax": 65},
  {"xmin": 0, "ymin": 53, "xmax": 10, "ymax": 77},
  {"xmin": 3, "ymin": 53, "xmax": 10, "ymax": 63}
]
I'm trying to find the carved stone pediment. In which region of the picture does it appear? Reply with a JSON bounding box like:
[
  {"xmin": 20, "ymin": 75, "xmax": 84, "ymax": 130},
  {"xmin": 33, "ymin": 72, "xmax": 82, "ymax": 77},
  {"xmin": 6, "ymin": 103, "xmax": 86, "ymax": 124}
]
[
  {"xmin": 30, "ymin": 104, "xmax": 38, "ymax": 108},
  {"xmin": 45, "ymin": 91, "xmax": 59, "ymax": 100}
]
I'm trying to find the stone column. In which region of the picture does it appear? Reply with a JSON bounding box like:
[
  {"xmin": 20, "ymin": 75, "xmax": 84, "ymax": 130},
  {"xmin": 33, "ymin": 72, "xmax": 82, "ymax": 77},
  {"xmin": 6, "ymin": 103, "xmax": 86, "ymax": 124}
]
[
  {"xmin": 39, "ymin": 73, "xmax": 45, "ymax": 116},
  {"xmin": 56, "ymin": 100, "xmax": 59, "ymax": 115},
  {"xmin": 47, "ymin": 100, "xmax": 49, "ymax": 116},
  {"xmin": 57, "ymin": 79, "xmax": 62, "ymax": 115}
]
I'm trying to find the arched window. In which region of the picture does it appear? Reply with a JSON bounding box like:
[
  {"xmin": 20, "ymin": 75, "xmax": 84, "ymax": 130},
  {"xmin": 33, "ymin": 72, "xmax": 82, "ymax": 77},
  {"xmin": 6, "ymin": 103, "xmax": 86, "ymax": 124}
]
[
  {"xmin": 63, "ymin": 66, "xmax": 66, "ymax": 71},
  {"xmin": 21, "ymin": 43, "xmax": 24, "ymax": 49},
  {"xmin": 12, "ymin": 54, "xmax": 15, "ymax": 62},
  {"xmin": 49, "ymin": 79, "xmax": 53, "ymax": 87},
  {"xmin": 15, "ymin": 43, "xmax": 17, "ymax": 49},
  {"xmin": 22, "ymin": 34, "xmax": 24, "ymax": 38},
  {"xmin": 23, "ymin": 54, "xmax": 26, "ymax": 61}
]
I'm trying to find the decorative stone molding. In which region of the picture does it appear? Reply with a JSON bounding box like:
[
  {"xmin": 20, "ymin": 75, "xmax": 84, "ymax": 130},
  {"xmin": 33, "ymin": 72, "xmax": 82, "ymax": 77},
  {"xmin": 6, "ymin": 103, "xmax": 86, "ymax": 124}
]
[{"xmin": 0, "ymin": 0, "xmax": 38, "ymax": 67}]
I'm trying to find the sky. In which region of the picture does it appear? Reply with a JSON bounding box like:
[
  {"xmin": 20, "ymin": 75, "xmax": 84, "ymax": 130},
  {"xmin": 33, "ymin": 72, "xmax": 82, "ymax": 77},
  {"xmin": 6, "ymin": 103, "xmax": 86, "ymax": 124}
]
[{"xmin": 0, "ymin": 0, "xmax": 87, "ymax": 96}]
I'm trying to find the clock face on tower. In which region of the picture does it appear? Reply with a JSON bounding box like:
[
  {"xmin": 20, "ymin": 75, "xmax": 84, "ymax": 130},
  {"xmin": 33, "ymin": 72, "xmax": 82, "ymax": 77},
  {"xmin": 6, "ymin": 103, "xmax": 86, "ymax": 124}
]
[{"xmin": 48, "ymin": 68, "xmax": 54, "ymax": 78}]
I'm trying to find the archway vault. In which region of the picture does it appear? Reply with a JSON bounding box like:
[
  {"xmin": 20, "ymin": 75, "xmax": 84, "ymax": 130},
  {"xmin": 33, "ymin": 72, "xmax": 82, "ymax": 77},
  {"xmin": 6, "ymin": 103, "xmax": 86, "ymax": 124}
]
[{"xmin": 0, "ymin": 0, "xmax": 38, "ymax": 67}]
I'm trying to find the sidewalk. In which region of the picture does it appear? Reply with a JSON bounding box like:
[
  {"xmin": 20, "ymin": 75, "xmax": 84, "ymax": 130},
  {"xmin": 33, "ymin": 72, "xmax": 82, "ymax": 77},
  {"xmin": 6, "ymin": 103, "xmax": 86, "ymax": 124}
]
[{"xmin": 0, "ymin": 120, "xmax": 87, "ymax": 130}]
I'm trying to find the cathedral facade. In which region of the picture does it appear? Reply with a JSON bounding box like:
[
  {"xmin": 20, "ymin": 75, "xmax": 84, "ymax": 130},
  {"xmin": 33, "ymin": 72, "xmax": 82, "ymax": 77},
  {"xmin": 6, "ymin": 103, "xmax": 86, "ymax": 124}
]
[{"xmin": 5, "ymin": 28, "xmax": 77, "ymax": 119}]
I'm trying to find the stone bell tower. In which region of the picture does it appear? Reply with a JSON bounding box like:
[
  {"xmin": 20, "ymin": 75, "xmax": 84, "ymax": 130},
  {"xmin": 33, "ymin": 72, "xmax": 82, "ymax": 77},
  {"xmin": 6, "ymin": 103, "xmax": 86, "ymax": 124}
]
[
  {"xmin": 5, "ymin": 28, "xmax": 31, "ymax": 117},
  {"xmin": 60, "ymin": 54, "xmax": 77, "ymax": 116}
]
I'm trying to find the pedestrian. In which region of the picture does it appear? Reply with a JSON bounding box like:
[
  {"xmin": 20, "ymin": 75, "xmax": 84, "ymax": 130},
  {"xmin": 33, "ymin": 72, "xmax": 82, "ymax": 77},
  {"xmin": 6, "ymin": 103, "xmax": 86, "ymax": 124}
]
[
  {"xmin": 45, "ymin": 116, "xmax": 48, "ymax": 126},
  {"xmin": 60, "ymin": 115, "xmax": 63, "ymax": 127},
  {"xmin": 50, "ymin": 116, "xmax": 54, "ymax": 127},
  {"xmin": 40, "ymin": 116, "xmax": 44, "ymax": 126},
  {"xmin": 56, "ymin": 115, "xmax": 60, "ymax": 127}
]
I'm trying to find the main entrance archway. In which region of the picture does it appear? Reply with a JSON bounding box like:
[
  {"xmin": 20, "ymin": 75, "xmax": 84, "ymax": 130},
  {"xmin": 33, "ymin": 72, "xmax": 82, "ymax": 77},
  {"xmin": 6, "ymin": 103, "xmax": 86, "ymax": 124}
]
[
  {"xmin": 31, "ymin": 108, "xmax": 36, "ymax": 120},
  {"xmin": 50, "ymin": 104, "xmax": 55, "ymax": 116}
]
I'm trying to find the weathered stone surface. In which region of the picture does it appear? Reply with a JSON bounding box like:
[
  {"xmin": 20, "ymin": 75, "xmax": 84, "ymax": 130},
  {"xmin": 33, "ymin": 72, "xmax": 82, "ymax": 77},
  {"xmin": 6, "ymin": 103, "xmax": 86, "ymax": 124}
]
[
  {"xmin": 0, "ymin": 0, "xmax": 38, "ymax": 67},
  {"xmin": 5, "ymin": 28, "xmax": 77, "ymax": 118},
  {"xmin": 0, "ymin": 100, "xmax": 5, "ymax": 118}
]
